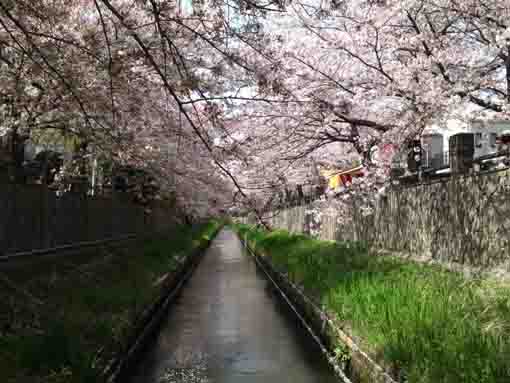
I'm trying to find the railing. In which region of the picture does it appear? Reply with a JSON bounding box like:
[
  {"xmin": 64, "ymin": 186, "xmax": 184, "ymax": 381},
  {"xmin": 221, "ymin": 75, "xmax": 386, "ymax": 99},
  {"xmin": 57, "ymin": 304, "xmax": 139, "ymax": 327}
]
[
  {"xmin": 421, "ymin": 151, "xmax": 450, "ymax": 170},
  {"xmin": 393, "ymin": 149, "xmax": 510, "ymax": 188},
  {"xmin": 242, "ymin": 149, "xmax": 510, "ymax": 216}
]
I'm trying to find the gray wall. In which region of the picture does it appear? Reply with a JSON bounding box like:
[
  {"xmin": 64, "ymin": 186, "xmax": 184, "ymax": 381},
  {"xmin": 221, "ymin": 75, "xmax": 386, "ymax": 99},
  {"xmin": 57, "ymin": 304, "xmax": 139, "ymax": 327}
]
[
  {"xmin": 244, "ymin": 169, "xmax": 510, "ymax": 269},
  {"xmin": 0, "ymin": 183, "xmax": 175, "ymax": 254}
]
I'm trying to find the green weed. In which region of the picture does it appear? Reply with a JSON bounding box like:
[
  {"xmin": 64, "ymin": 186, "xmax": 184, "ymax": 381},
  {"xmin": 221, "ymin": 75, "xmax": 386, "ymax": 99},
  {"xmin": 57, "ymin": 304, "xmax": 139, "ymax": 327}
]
[
  {"xmin": 1, "ymin": 221, "xmax": 222, "ymax": 383},
  {"xmin": 232, "ymin": 223, "xmax": 510, "ymax": 383}
]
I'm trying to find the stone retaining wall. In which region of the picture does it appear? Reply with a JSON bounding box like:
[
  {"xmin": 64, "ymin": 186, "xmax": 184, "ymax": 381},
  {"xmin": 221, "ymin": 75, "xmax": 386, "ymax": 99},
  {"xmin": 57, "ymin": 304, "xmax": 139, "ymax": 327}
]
[{"xmin": 243, "ymin": 170, "xmax": 510, "ymax": 270}]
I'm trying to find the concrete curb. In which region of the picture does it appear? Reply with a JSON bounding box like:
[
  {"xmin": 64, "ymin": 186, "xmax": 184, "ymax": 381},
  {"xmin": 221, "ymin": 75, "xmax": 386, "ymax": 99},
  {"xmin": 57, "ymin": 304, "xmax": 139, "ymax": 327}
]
[
  {"xmin": 239, "ymin": 235, "xmax": 399, "ymax": 383},
  {"xmin": 0, "ymin": 234, "xmax": 139, "ymax": 263}
]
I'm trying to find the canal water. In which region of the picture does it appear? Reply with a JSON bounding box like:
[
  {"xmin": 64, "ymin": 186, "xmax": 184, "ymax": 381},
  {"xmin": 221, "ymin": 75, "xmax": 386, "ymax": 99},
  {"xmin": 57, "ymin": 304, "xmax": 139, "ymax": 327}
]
[{"xmin": 128, "ymin": 229, "xmax": 338, "ymax": 383}]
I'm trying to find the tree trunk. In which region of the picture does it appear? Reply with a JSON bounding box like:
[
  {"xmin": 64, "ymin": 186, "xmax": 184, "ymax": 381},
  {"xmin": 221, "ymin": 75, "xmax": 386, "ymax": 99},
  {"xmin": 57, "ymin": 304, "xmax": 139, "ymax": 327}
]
[{"xmin": 506, "ymin": 45, "xmax": 510, "ymax": 104}]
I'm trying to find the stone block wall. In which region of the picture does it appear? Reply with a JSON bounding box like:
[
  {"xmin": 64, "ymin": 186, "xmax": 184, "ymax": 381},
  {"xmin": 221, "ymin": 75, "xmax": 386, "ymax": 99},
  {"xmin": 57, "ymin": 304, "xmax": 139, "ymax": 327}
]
[
  {"xmin": 371, "ymin": 170, "xmax": 510, "ymax": 268},
  {"xmin": 243, "ymin": 170, "xmax": 510, "ymax": 270}
]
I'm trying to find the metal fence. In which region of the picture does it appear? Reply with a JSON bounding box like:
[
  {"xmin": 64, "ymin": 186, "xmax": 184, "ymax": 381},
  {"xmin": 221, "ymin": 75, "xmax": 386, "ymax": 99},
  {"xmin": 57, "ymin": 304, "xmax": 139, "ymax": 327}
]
[
  {"xmin": 0, "ymin": 183, "xmax": 175, "ymax": 254},
  {"xmin": 422, "ymin": 150, "xmax": 450, "ymax": 169}
]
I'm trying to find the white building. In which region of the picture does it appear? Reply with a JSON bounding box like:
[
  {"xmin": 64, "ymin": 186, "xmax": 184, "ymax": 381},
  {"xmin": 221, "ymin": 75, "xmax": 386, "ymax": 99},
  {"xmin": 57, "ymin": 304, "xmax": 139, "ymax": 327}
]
[{"xmin": 421, "ymin": 103, "xmax": 510, "ymax": 168}]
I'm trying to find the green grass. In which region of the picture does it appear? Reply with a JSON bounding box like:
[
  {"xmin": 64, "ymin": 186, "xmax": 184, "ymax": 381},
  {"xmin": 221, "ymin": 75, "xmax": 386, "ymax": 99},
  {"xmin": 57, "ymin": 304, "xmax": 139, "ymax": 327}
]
[
  {"xmin": 233, "ymin": 223, "xmax": 510, "ymax": 383},
  {"xmin": 0, "ymin": 220, "xmax": 222, "ymax": 383}
]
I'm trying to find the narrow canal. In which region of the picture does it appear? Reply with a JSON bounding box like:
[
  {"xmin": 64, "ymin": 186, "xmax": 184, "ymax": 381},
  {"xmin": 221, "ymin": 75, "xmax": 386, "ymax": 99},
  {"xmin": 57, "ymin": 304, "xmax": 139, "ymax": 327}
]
[{"xmin": 128, "ymin": 229, "xmax": 338, "ymax": 383}]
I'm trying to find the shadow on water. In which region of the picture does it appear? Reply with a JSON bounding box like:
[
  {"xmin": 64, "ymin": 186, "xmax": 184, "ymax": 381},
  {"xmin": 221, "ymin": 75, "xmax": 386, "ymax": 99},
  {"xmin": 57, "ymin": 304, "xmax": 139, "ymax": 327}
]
[
  {"xmin": 126, "ymin": 229, "xmax": 338, "ymax": 383},
  {"xmin": 257, "ymin": 266, "xmax": 332, "ymax": 369}
]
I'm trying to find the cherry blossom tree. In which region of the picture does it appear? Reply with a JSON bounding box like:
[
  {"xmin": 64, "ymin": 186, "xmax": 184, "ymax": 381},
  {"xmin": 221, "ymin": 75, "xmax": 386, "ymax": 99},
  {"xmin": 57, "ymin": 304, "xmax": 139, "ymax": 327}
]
[
  {"xmin": 217, "ymin": 0, "xmax": 510, "ymax": 222},
  {"xmin": 3, "ymin": 0, "xmax": 510, "ymax": 222}
]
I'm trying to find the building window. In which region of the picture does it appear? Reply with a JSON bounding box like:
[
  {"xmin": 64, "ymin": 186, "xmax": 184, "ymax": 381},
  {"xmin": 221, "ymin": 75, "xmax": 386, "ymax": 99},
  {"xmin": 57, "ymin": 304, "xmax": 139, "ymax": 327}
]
[
  {"xmin": 475, "ymin": 132, "xmax": 483, "ymax": 148},
  {"xmin": 490, "ymin": 133, "xmax": 497, "ymax": 148}
]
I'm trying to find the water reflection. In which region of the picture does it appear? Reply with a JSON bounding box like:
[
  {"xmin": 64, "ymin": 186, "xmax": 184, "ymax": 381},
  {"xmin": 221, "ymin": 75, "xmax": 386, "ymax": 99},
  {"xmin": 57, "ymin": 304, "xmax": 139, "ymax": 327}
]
[{"xmin": 128, "ymin": 229, "xmax": 338, "ymax": 383}]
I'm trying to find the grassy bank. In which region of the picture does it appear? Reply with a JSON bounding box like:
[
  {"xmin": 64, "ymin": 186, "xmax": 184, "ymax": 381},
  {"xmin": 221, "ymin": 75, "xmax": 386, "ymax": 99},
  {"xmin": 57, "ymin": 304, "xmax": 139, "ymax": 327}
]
[
  {"xmin": 234, "ymin": 223, "xmax": 510, "ymax": 383},
  {"xmin": 0, "ymin": 221, "xmax": 221, "ymax": 383}
]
